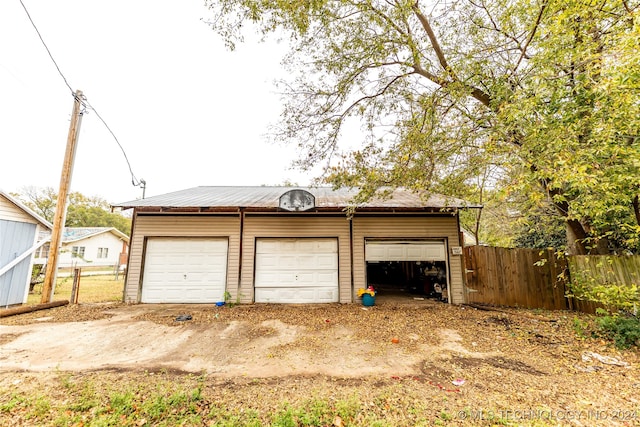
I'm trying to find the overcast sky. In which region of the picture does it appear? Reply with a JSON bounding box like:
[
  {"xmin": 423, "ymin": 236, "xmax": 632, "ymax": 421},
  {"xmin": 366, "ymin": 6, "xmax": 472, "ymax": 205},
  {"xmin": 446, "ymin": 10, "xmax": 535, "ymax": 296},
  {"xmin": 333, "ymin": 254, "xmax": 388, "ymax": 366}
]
[{"xmin": 0, "ymin": 0, "xmax": 317, "ymax": 204}]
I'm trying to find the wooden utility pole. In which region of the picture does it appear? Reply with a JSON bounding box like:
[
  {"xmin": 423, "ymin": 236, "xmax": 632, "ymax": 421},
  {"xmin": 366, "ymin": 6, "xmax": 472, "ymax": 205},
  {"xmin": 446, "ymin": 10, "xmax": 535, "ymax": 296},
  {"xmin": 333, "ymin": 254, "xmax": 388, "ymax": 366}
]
[{"xmin": 41, "ymin": 90, "xmax": 84, "ymax": 303}]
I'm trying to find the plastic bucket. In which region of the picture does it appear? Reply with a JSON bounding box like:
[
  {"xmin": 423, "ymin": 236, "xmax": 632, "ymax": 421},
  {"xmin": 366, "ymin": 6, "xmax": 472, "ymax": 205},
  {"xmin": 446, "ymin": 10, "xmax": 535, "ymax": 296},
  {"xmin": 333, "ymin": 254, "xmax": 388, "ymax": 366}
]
[{"xmin": 362, "ymin": 293, "xmax": 375, "ymax": 307}]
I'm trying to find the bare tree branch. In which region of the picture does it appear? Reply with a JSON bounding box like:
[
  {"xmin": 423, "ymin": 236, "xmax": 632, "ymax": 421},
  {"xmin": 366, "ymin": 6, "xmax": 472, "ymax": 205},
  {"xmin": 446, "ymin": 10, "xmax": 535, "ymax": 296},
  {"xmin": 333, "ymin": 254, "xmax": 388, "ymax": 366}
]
[
  {"xmin": 513, "ymin": 0, "xmax": 548, "ymax": 74},
  {"xmin": 412, "ymin": 1, "xmax": 493, "ymax": 107}
]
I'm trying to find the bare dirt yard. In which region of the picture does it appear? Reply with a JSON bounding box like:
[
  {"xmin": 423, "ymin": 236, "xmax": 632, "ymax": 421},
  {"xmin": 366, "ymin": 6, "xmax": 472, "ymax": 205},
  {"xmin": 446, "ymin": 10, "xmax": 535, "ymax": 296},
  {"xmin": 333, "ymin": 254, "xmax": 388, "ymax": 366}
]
[{"xmin": 0, "ymin": 300, "xmax": 638, "ymax": 426}]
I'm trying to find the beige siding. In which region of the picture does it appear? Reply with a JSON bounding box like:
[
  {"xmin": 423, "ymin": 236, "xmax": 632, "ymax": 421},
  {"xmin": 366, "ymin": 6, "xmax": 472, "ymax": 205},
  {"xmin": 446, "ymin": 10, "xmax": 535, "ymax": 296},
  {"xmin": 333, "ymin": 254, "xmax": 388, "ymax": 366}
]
[
  {"xmin": 0, "ymin": 196, "xmax": 38, "ymax": 224},
  {"xmin": 125, "ymin": 211, "xmax": 465, "ymax": 305},
  {"xmin": 124, "ymin": 214, "xmax": 240, "ymax": 303},
  {"xmin": 241, "ymin": 215, "xmax": 352, "ymax": 303},
  {"xmin": 352, "ymin": 215, "xmax": 465, "ymax": 304}
]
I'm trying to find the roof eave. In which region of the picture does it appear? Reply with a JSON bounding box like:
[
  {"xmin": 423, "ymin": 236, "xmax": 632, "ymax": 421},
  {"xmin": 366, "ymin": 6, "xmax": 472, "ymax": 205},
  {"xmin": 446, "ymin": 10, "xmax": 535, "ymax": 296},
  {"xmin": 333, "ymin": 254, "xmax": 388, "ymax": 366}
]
[
  {"xmin": 130, "ymin": 205, "xmax": 470, "ymax": 213},
  {"xmin": 0, "ymin": 190, "xmax": 54, "ymax": 230}
]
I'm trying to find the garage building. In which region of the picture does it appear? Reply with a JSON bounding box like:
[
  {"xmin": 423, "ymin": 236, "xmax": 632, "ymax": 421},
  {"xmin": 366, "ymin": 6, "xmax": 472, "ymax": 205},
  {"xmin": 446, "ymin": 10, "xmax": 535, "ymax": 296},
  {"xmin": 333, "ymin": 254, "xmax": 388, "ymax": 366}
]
[{"xmin": 114, "ymin": 186, "xmax": 478, "ymax": 304}]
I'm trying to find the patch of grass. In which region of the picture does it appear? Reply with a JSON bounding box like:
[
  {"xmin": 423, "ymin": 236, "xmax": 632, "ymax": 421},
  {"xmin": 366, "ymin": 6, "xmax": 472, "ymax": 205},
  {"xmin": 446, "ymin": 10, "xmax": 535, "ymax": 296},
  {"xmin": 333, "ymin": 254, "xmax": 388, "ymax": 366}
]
[
  {"xmin": 108, "ymin": 390, "xmax": 136, "ymax": 417},
  {"xmin": 1, "ymin": 376, "xmax": 417, "ymax": 427},
  {"xmin": 335, "ymin": 394, "xmax": 361, "ymax": 420},
  {"xmin": 28, "ymin": 274, "xmax": 123, "ymax": 304},
  {"xmin": 26, "ymin": 395, "xmax": 51, "ymax": 419},
  {"xmin": 207, "ymin": 403, "xmax": 261, "ymax": 425},
  {"xmin": 65, "ymin": 380, "xmax": 100, "ymax": 412},
  {"xmin": 438, "ymin": 410, "xmax": 453, "ymax": 421},
  {"xmin": 271, "ymin": 406, "xmax": 297, "ymax": 427},
  {"xmin": 0, "ymin": 392, "xmax": 50, "ymax": 420},
  {"xmin": 360, "ymin": 419, "xmax": 394, "ymax": 427},
  {"xmin": 0, "ymin": 393, "xmax": 27, "ymax": 413},
  {"xmin": 210, "ymin": 414, "xmax": 262, "ymax": 427},
  {"xmin": 270, "ymin": 399, "xmax": 335, "ymax": 426},
  {"xmin": 82, "ymin": 380, "xmax": 210, "ymax": 426}
]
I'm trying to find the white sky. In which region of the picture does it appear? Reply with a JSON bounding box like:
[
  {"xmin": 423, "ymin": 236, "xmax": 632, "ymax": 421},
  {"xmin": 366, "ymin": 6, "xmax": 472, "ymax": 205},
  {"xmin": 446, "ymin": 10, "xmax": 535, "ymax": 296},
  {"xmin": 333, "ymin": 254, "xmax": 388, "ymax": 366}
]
[{"xmin": 0, "ymin": 0, "xmax": 318, "ymax": 204}]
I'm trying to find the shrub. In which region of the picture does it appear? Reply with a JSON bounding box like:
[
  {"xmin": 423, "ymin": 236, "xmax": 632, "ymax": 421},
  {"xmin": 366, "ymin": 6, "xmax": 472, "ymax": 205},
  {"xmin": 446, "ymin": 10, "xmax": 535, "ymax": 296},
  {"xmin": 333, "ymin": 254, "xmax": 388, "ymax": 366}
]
[
  {"xmin": 596, "ymin": 315, "xmax": 640, "ymax": 349},
  {"xmin": 569, "ymin": 278, "xmax": 638, "ymax": 313}
]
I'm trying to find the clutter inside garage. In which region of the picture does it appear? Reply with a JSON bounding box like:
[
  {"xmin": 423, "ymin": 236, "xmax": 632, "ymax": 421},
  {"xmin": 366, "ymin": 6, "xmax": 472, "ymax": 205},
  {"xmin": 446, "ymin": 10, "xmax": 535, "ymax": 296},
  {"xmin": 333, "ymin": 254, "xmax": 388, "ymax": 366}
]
[{"xmin": 366, "ymin": 261, "xmax": 448, "ymax": 302}]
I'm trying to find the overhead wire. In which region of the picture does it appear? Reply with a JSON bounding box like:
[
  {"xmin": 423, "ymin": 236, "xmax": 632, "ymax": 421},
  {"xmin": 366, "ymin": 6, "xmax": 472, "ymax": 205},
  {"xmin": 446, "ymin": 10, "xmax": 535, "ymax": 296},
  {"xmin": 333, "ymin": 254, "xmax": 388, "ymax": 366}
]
[
  {"xmin": 82, "ymin": 99, "xmax": 144, "ymax": 187},
  {"xmin": 17, "ymin": 0, "xmax": 145, "ymax": 190},
  {"xmin": 18, "ymin": 0, "xmax": 73, "ymax": 96}
]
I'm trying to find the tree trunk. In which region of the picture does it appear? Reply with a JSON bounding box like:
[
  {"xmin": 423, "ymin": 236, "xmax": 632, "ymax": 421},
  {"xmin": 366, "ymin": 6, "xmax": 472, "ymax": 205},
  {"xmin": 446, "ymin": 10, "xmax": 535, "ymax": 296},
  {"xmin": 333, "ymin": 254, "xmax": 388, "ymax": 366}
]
[
  {"xmin": 547, "ymin": 187, "xmax": 611, "ymax": 255},
  {"xmin": 565, "ymin": 219, "xmax": 588, "ymax": 255},
  {"xmin": 633, "ymin": 195, "xmax": 640, "ymax": 227},
  {"xmin": 549, "ymin": 193, "xmax": 589, "ymax": 255},
  {"xmin": 564, "ymin": 218, "xmax": 611, "ymax": 255}
]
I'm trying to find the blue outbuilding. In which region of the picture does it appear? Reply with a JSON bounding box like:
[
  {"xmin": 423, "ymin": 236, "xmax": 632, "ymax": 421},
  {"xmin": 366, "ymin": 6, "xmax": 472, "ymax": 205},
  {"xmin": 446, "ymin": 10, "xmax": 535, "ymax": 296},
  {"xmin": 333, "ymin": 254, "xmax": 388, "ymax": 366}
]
[{"xmin": 0, "ymin": 191, "xmax": 52, "ymax": 307}]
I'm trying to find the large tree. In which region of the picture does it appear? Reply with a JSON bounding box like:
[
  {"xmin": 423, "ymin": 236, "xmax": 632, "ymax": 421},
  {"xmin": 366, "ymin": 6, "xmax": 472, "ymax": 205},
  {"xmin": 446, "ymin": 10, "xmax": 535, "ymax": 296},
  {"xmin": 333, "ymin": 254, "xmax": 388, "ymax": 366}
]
[
  {"xmin": 14, "ymin": 187, "xmax": 131, "ymax": 236},
  {"xmin": 207, "ymin": 0, "xmax": 640, "ymax": 254}
]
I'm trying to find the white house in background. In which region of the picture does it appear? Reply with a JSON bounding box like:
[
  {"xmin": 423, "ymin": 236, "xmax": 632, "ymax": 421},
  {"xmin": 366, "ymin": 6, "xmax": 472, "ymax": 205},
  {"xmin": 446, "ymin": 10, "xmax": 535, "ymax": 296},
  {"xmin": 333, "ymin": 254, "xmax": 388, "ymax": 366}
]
[
  {"xmin": 34, "ymin": 227, "xmax": 129, "ymax": 270},
  {"xmin": 0, "ymin": 191, "xmax": 52, "ymax": 306}
]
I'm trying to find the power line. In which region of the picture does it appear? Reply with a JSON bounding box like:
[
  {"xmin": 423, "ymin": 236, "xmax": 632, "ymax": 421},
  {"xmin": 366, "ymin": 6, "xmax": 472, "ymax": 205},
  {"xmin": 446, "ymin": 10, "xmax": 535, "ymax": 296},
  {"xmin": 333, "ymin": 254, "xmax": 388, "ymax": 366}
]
[
  {"xmin": 83, "ymin": 99, "xmax": 144, "ymax": 187},
  {"xmin": 17, "ymin": 0, "xmax": 145, "ymax": 193},
  {"xmin": 18, "ymin": 0, "xmax": 73, "ymax": 95}
]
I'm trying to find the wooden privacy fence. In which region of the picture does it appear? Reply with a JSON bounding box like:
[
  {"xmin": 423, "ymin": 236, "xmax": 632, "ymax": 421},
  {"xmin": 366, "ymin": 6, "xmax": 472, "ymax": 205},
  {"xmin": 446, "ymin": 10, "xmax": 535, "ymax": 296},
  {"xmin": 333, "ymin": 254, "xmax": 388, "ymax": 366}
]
[
  {"xmin": 463, "ymin": 246, "xmax": 640, "ymax": 312},
  {"xmin": 567, "ymin": 255, "xmax": 640, "ymax": 314},
  {"xmin": 464, "ymin": 246, "xmax": 568, "ymax": 310},
  {"xmin": 569, "ymin": 255, "xmax": 640, "ymax": 286}
]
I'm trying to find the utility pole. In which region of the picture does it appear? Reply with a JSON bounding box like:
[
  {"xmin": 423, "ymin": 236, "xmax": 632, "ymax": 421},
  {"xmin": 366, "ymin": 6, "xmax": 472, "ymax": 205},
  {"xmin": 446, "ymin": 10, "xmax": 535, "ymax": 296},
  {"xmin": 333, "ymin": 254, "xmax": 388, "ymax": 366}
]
[{"xmin": 41, "ymin": 90, "xmax": 84, "ymax": 303}]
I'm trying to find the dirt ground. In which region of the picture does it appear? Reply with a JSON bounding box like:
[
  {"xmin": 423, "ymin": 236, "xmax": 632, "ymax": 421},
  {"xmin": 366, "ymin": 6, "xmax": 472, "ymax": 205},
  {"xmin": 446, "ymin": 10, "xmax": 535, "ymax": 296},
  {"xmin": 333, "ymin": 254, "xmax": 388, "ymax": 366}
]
[
  {"xmin": 1, "ymin": 300, "xmax": 639, "ymax": 425},
  {"xmin": 1, "ymin": 301, "xmax": 464, "ymax": 376}
]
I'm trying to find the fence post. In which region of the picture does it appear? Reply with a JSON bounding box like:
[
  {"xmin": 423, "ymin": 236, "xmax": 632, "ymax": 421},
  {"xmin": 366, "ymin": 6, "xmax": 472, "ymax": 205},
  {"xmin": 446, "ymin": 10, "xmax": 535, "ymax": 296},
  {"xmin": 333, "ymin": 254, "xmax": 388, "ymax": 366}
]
[{"xmin": 70, "ymin": 268, "xmax": 81, "ymax": 304}]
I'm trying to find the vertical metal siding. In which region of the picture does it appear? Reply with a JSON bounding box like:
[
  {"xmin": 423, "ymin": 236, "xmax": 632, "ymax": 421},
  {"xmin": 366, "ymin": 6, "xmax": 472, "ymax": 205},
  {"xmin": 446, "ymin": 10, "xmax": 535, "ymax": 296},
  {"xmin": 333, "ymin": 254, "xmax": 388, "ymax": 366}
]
[
  {"xmin": 352, "ymin": 215, "xmax": 465, "ymax": 304},
  {"xmin": 124, "ymin": 214, "xmax": 240, "ymax": 303},
  {"xmin": 0, "ymin": 220, "xmax": 37, "ymax": 306},
  {"xmin": 241, "ymin": 215, "xmax": 352, "ymax": 303}
]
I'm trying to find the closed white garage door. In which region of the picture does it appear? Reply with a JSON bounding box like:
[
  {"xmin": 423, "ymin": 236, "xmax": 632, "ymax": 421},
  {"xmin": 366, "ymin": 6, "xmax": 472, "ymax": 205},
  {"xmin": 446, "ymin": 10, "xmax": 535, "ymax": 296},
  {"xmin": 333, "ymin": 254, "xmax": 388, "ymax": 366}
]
[
  {"xmin": 365, "ymin": 240, "xmax": 446, "ymax": 261},
  {"xmin": 254, "ymin": 238, "xmax": 339, "ymax": 303},
  {"xmin": 141, "ymin": 238, "xmax": 228, "ymax": 303}
]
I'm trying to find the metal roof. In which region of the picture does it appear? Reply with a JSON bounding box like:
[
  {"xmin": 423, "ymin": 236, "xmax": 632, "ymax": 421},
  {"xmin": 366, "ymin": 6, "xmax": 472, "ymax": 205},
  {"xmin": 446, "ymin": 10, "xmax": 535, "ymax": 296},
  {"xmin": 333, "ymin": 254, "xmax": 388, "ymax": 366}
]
[
  {"xmin": 113, "ymin": 186, "xmax": 481, "ymax": 210},
  {"xmin": 40, "ymin": 227, "xmax": 130, "ymax": 243}
]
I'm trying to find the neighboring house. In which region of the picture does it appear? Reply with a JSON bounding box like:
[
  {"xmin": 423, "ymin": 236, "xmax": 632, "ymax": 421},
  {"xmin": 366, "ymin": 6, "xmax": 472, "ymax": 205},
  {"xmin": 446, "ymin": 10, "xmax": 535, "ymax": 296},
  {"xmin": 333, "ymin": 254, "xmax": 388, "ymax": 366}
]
[
  {"xmin": 114, "ymin": 186, "xmax": 480, "ymax": 305},
  {"xmin": 34, "ymin": 227, "xmax": 130, "ymax": 270},
  {"xmin": 0, "ymin": 191, "xmax": 52, "ymax": 307}
]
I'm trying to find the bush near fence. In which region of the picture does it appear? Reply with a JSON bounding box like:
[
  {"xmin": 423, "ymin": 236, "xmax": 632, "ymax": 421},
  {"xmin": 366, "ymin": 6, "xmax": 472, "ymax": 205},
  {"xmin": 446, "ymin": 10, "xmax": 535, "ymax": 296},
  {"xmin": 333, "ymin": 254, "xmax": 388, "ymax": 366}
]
[
  {"xmin": 568, "ymin": 255, "xmax": 640, "ymax": 314},
  {"xmin": 463, "ymin": 246, "xmax": 640, "ymax": 313}
]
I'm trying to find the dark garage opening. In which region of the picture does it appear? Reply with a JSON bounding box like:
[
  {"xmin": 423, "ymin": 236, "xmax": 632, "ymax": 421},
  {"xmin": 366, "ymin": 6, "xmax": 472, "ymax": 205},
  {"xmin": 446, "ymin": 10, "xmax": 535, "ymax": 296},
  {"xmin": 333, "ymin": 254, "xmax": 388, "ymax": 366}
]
[{"xmin": 366, "ymin": 260, "xmax": 448, "ymax": 302}]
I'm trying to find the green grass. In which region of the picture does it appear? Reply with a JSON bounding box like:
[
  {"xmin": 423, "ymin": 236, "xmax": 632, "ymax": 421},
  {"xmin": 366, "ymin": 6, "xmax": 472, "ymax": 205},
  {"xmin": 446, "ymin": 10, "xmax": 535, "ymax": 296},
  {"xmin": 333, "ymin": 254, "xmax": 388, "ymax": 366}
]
[
  {"xmin": 28, "ymin": 274, "xmax": 124, "ymax": 304},
  {"xmin": 1, "ymin": 376, "xmax": 342, "ymax": 426},
  {"xmin": 1, "ymin": 373, "xmax": 474, "ymax": 427}
]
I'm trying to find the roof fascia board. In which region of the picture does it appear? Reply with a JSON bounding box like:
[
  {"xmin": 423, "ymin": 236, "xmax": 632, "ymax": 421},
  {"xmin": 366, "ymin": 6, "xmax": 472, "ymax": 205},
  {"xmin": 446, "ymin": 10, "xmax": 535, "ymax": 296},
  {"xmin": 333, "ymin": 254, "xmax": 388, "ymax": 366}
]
[{"xmin": 0, "ymin": 190, "xmax": 53, "ymax": 230}]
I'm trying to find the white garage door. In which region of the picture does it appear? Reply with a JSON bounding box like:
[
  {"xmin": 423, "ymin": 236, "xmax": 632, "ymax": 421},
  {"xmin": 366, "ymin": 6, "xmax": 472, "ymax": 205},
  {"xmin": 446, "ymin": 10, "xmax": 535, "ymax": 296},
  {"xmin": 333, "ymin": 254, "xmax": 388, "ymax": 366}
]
[
  {"xmin": 254, "ymin": 238, "xmax": 339, "ymax": 303},
  {"xmin": 365, "ymin": 240, "xmax": 446, "ymax": 261},
  {"xmin": 141, "ymin": 238, "xmax": 228, "ymax": 303}
]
